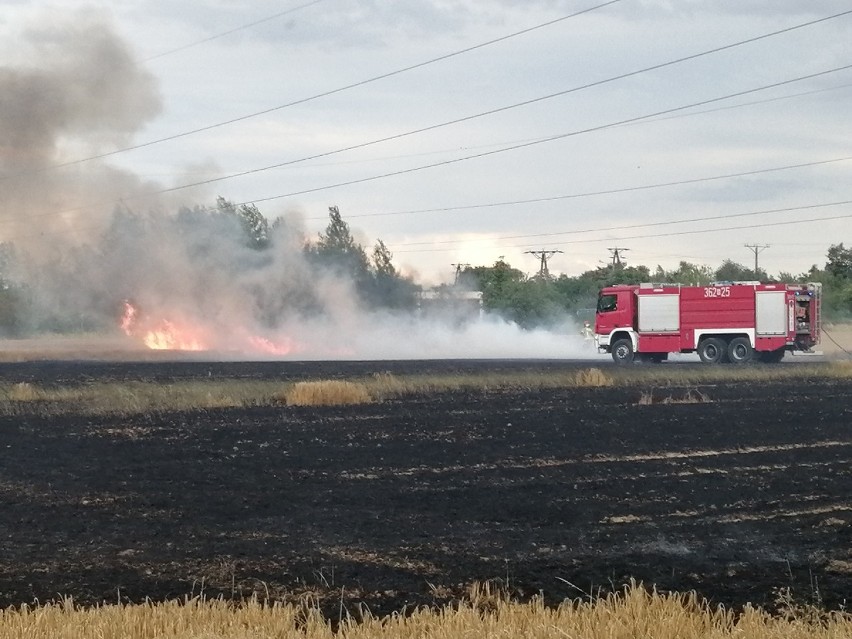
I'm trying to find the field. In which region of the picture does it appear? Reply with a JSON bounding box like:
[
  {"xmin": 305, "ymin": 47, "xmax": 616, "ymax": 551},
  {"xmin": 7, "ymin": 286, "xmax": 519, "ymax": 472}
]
[{"xmin": 0, "ymin": 357, "xmax": 850, "ymax": 624}]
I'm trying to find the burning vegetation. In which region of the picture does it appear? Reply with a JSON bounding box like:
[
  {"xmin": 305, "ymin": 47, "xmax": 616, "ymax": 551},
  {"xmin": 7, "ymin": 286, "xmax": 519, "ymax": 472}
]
[
  {"xmin": 0, "ymin": 10, "xmax": 426, "ymax": 358},
  {"xmin": 0, "ymin": 8, "xmax": 588, "ymax": 360},
  {"xmin": 101, "ymin": 203, "xmax": 419, "ymax": 356}
]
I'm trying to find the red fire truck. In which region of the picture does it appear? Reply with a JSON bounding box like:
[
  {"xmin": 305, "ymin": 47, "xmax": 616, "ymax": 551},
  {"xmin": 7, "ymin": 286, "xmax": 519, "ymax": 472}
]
[{"xmin": 594, "ymin": 282, "xmax": 821, "ymax": 364}]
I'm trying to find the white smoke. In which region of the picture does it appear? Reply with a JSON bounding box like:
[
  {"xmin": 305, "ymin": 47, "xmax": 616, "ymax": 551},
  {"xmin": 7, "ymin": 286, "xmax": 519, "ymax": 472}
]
[
  {"xmin": 0, "ymin": 9, "xmax": 163, "ymax": 249},
  {"xmin": 0, "ymin": 9, "xmax": 592, "ymax": 361}
]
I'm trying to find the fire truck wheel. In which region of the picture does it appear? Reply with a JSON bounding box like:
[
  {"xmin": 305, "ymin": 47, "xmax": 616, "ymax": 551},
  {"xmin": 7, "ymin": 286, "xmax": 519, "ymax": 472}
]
[
  {"xmin": 697, "ymin": 337, "xmax": 727, "ymax": 364},
  {"xmin": 727, "ymin": 337, "xmax": 753, "ymax": 364},
  {"xmin": 611, "ymin": 339, "xmax": 634, "ymax": 365}
]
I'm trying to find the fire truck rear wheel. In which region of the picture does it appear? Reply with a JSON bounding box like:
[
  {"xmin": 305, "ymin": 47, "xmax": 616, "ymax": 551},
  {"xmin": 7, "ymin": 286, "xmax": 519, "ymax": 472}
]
[
  {"xmin": 697, "ymin": 337, "xmax": 727, "ymax": 364},
  {"xmin": 611, "ymin": 339, "xmax": 634, "ymax": 365},
  {"xmin": 727, "ymin": 337, "xmax": 753, "ymax": 364}
]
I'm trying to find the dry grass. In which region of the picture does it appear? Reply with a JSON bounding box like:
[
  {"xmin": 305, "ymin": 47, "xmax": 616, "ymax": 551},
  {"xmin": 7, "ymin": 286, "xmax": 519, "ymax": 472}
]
[
  {"xmin": 0, "ymin": 380, "xmax": 287, "ymax": 416},
  {"xmin": 5, "ymin": 382, "xmax": 44, "ymax": 402},
  {"xmin": 618, "ymin": 362, "xmax": 841, "ymax": 385},
  {"xmin": 0, "ymin": 362, "xmax": 850, "ymax": 416},
  {"xmin": 362, "ymin": 367, "xmax": 614, "ymax": 398},
  {"xmin": 638, "ymin": 389, "xmax": 712, "ymax": 405},
  {"xmin": 822, "ymin": 322, "xmax": 852, "ymax": 358},
  {"xmin": 572, "ymin": 367, "xmax": 614, "ymax": 387},
  {"xmin": 363, "ymin": 371, "xmax": 459, "ymax": 398},
  {"xmin": 0, "ymin": 583, "xmax": 848, "ymax": 638},
  {"xmin": 281, "ymin": 380, "xmax": 373, "ymax": 407},
  {"xmin": 824, "ymin": 360, "xmax": 852, "ymax": 377}
]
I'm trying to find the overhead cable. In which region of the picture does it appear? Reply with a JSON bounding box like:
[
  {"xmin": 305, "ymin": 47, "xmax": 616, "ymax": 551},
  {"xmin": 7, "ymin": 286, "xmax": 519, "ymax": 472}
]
[
  {"xmin": 101, "ymin": 10, "xmax": 852, "ymax": 202},
  {"xmin": 392, "ymin": 199, "xmax": 852, "ymax": 247},
  {"xmin": 12, "ymin": 0, "xmax": 623, "ymax": 175},
  {"xmin": 235, "ymin": 63, "xmax": 852, "ymax": 207},
  {"xmin": 7, "ymin": 63, "xmax": 849, "ymax": 228},
  {"xmin": 143, "ymin": 0, "xmax": 328, "ymax": 61},
  {"xmin": 330, "ymin": 156, "xmax": 852, "ymax": 221},
  {"xmin": 392, "ymin": 209, "xmax": 852, "ymax": 254}
]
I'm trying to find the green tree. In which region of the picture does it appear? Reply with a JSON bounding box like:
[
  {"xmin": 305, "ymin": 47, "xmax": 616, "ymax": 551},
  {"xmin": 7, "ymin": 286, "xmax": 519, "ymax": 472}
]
[
  {"xmin": 714, "ymin": 259, "xmax": 763, "ymax": 282},
  {"xmin": 366, "ymin": 239, "xmax": 419, "ymax": 309},
  {"xmin": 826, "ymin": 243, "xmax": 852, "ymax": 279},
  {"xmin": 216, "ymin": 197, "xmax": 269, "ymax": 248},
  {"xmin": 311, "ymin": 205, "xmax": 370, "ymax": 278},
  {"xmin": 466, "ymin": 259, "xmax": 525, "ymax": 295},
  {"xmin": 462, "ymin": 259, "xmax": 572, "ymax": 328},
  {"xmin": 814, "ymin": 245, "xmax": 852, "ymax": 318},
  {"xmin": 595, "ymin": 264, "xmax": 652, "ymax": 285},
  {"xmin": 307, "ymin": 206, "xmax": 417, "ymax": 310},
  {"xmin": 372, "ymin": 239, "xmax": 396, "ymax": 277},
  {"xmin": 652, "ymin": 261, "xmax": 713, "ymax": 285},
  {"xmin": 547, "ymin": 263, "xmax": 652, "ymax": 321}
]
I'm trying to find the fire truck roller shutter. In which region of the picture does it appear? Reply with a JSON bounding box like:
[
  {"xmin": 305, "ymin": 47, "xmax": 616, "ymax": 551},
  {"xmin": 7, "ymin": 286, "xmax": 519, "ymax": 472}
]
[
  {"xmin": 755, "ymin": 291, "xmax": 786, "ymax": 336},
  {"xmin": 638, "ymin": 294, "xmax": 680, "ymax": 333}
]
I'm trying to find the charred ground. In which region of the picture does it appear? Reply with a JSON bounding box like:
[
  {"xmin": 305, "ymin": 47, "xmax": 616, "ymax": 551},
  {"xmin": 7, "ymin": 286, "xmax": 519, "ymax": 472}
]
[{"xmin": 0, "ymin": 359, "xmax": 850, "ymax": 617}]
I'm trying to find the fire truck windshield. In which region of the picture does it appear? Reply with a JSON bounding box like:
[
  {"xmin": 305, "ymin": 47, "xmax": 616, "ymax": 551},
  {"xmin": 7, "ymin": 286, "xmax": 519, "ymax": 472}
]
[{"xmin": 597, "ymin": 294, "xmax": 617, "ymax": 313}]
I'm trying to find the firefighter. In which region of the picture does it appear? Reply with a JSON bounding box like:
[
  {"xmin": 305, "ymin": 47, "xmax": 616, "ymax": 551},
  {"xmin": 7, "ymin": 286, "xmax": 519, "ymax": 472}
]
[{"xmin": 581, "ymin": 320, "xmax": 594, "ymax": 341}]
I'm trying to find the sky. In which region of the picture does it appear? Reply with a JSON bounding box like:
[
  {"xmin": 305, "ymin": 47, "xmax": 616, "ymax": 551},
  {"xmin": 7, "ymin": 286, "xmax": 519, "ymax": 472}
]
[{"xmin": 1, "ymin": 0, "xmax": 851, "ymax": 286}]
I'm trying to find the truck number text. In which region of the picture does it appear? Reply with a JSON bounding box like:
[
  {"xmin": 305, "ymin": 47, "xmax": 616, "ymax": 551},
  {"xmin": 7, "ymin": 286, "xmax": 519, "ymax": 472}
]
[{"xmin": 703, "ymin": 286, "xmax": 731, "ymax": 298}]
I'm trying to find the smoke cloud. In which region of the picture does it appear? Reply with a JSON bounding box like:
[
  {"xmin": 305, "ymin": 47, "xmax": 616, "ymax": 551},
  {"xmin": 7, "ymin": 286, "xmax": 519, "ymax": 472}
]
[
  {"xmin": 0, "ymin": 9, "xmax": 162, "ymax": 248},
  {"xmin": 0, "ymin": 9, "xmax": 587, "ymax": 360}
]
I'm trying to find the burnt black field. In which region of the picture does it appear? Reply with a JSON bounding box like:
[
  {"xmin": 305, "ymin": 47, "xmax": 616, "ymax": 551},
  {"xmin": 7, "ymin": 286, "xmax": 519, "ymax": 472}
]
[{"xmin": 0, "ymin": 359, "xmax": 850, "ymax": 617}]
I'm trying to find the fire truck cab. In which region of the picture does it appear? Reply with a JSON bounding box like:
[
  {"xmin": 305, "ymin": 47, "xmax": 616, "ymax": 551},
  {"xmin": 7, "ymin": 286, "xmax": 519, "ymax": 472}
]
[{"xmin": 594, "ymin": 281, "xmax": 821, "ymax": 365}]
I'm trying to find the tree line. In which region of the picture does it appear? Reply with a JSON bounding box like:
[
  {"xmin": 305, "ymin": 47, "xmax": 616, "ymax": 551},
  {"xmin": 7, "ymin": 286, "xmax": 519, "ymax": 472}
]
[
  {"xmin": 462, "ymin": 246, "xmax": 852, "ymax": 329},
  {"xmin": 0, "ymin": 200, "xmax": 849, "ymax": 335}
]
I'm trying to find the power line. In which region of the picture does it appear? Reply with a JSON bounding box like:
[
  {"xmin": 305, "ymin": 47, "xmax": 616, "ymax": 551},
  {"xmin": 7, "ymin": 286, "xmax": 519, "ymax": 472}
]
[
  {"xmin": 526, "ymin": 250, "xmax": 562, "ymax": 278},
  {"xmin": 7, "ymin": 2, "xmax": 849, "ymax": 195},
  {"xmin": 7, "ymin": 17, "xmax": 851, "ymax": 226},
  {"xmin": 5, "ymin": 63, "xmax": 849, "ymax": 233},
  {"xmin": 391, "ymin": 209, "xmax": 852, "ymax": 254},
  {"xmin": 135, "ymin": 9, "xmax": 852, "ymax": 193},
  {"xmin": 233, "ymin": 63, "xmax": 852, "ymax": 209},
  {"xmin": 744, "ymin": 243, "xmax": 770, "ymax": 274},
  {"xmin": 5, "ymin": 0, "xmax": 623, "ymax": 177},
  {"xmin": 544, "ymin": 214, "xmax": 852, "ymax": 247},
  {"xmin": 33, "ymin": 9, "xmax": 852, "ymax": 209},
  {"xmin": 330, "ymin": 155, "xmax": 852, "ymax": 221},
  {"xmin": 392, "ymin": 199, "xmax": 852, "ymax": 248},
  {"xmin": 0, "ymin": 13, "xmax": 849, "ymax": 242},
  {"xmin": 4, "ymin": 191, "xmax": 850, "ymax": 263},
  {"xmin": 606, "ymin": 247, "xmax": 629, "ymax": 268},
  {"xmin": 110, "ymin": 80, "xmax": 852, "ymax": 182},
  {"xmin": 142, "ymin": 0, "xmax": 328, "ymax": 62}
]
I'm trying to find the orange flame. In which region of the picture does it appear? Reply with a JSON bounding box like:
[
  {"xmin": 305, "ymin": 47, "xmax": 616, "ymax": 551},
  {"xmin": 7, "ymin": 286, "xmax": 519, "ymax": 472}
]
[
  {"xmin": 143, "ymin": 320, "xmax": 207, "ymax": 351},
  {"xmin": 120, "ymin": 300, "xmax": 308, "ymax": 355},
  {"xmin": 120, "ymin": 301, "xmax": 208, "ymax": 351},
  {"xmin": 247, "ymin": 335, "xmax": 296, "ymax": 356},
  {"xmin": 120, "ymin": 301, "xmax": 137, "ymax": 336}
]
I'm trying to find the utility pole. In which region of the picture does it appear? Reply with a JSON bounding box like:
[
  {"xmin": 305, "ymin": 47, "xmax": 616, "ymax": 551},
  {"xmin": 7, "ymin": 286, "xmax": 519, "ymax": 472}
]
[
  {"xmin": 451, "ymin": 263, "xmax": 470, "ymax": 285},
  {"xmin": 744, "ymin": 244, "xmax": 769, "ymax": 279},
  {"xmin": 525, "ymin": 250, "xmax": 562, "ymax": 279},
  {"xmin": 607, "ymin": 247, "xmax": 629, "ymax": 268}
]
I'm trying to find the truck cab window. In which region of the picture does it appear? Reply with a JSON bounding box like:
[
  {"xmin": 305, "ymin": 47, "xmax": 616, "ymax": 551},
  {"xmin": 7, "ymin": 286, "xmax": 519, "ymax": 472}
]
[{"xmin": 597, "ymin": 294, "xmax": 617, "ymax": 313}]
